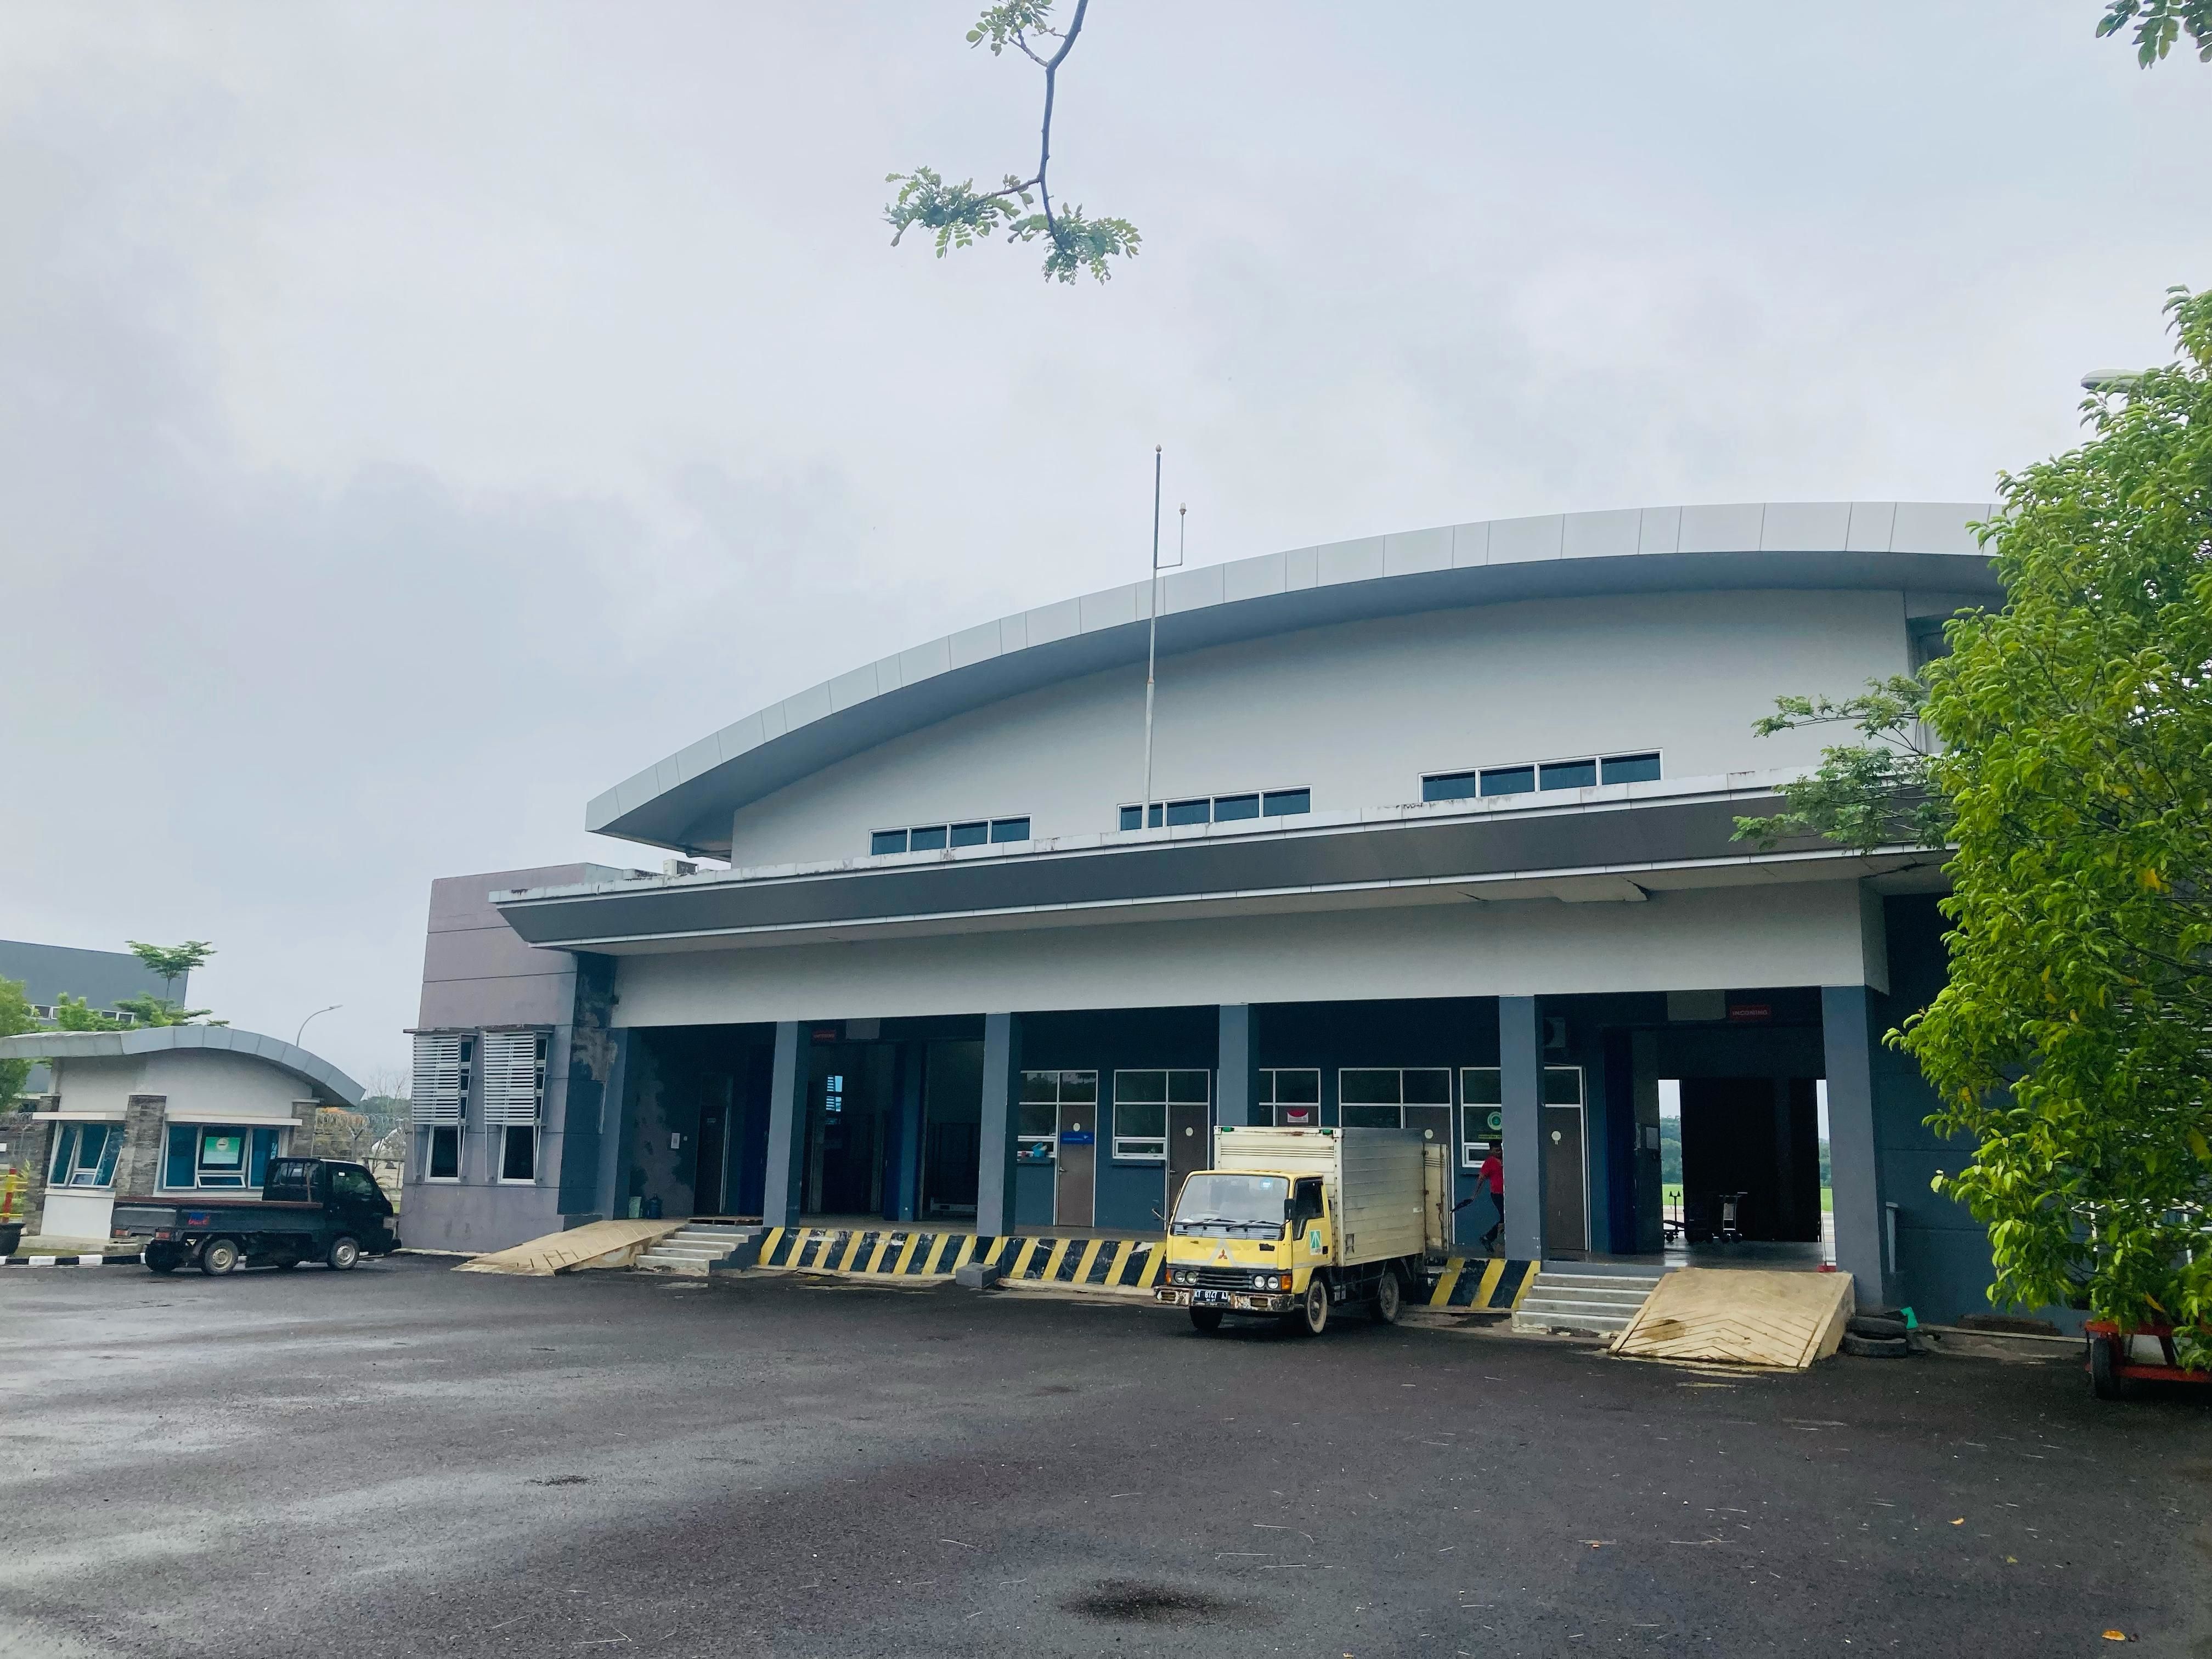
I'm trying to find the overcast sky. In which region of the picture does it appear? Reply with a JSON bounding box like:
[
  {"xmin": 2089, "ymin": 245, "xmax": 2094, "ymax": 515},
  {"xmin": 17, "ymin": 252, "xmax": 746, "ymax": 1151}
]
[{"xmin": 2, "ymin": 3, "xmax": 2206, "ymax": 1086}]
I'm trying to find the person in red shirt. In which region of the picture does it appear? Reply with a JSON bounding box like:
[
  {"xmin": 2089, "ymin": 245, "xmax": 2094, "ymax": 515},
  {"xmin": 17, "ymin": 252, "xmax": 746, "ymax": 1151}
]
[{"xmin": 1477, "ymin": 1148, "xmax": 1505, "ymax": 1254}]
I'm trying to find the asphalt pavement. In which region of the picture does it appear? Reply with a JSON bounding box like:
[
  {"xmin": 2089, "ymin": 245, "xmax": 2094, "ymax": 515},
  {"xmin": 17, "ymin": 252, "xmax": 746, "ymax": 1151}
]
[{"xmin": 2, "ymin": 1256, "xmax": 2208, "ymax": 1658}]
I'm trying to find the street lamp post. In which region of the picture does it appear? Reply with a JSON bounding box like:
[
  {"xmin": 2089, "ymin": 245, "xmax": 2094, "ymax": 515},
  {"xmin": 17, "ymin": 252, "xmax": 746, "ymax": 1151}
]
[{"xmin": 295, "ymin": 1005, "xmax": 341, "ymax": 1048}]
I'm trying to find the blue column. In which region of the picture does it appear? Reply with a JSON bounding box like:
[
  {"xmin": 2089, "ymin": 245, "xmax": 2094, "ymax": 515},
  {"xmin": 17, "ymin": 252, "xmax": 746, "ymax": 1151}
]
[
  {"xmin": 975, "ymin": 1013, "xmax": 1023, "ymax": 1237},
  {"xmin": 762, "ymin": 1020, "xmax": 809, "ymax": 1229},
  {"xmin": 1822, "ymin": 985, "xmax": 1889, "ymax": 1306},
  {"xmin": 1499, "ymin": 996, "xmax": 1545, "ymax": 1262},
  {"xmin": 1216, "ymin": 1005, "xmax": 1254, "ymax": 1127},
  {"xmin": 893, "ymin": 1042, "xmax": 925, "ymax": 1222}
]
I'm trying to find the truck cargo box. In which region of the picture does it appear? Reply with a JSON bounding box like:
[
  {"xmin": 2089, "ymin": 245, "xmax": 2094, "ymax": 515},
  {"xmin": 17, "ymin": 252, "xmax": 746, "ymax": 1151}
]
[{"xmin": 1210, "ymin": 1126, "xmax": 1426, "ymax": 1267}]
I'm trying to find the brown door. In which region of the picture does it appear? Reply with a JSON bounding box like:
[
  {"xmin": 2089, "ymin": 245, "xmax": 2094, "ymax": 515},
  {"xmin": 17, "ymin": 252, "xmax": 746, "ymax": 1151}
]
[
  {"xmin": 1543, "ymin": 1104, "xmax": 1588, "ymax": 1252},
  {"xmin": 1055, "ymin": 1101, "xmax": 1096, "ymax": 1227},
  {"xmin": 1166, "ymin": 1098, "xmax": 1211, "ymax": 1223}
]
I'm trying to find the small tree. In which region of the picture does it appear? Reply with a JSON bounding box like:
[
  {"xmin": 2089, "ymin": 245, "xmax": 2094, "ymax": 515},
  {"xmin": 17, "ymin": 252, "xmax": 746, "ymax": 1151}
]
[
  {"xmin": 126, "ymin": 940, "xmax": 213, "ymax": 1004},
  {"xmin": 885, "ymin": 1, "xmax": 1139, "ymax": 283},
  {"xmin": 0, "ymin": 977, "xmax": 35, "ymax": 1106},
  {"xmin": 1739, "ymin": 287, "xmax": 2212, "ymax": 1359}
]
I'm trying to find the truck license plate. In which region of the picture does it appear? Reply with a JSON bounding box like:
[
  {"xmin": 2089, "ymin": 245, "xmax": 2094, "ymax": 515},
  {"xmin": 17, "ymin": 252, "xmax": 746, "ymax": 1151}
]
[{"xmin": 1193, "ymin": 1289, "xmax": 1232, "ymax": 1306}]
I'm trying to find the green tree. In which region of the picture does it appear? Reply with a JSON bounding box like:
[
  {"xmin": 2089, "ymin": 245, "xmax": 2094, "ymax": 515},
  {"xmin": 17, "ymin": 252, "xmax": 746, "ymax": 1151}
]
[
  {"xmin": 126, "ymin": 940, "xmax": 213, "ymax": 1003},
  {"xmin": 1739, "ymin": 287, "xmax": 2212, "ymax": 1358},
  {"xmin": 112, "ymin": 994, "xmax": 222, "ymax": 1028},
  {"xmin": 2098, "ymin": 0, "xmax": 2212, "ymax": 64},
  {"xmin": 0, "ymin": 977, "xmax": 35, "ymax": 1105},
  {"xmin": 885, "ymin": 1, "xmax": 1139, "ymax": 283},
  {"xmin": 51, "ymin": 994, "xmax": 121, "ymax": 1031}
]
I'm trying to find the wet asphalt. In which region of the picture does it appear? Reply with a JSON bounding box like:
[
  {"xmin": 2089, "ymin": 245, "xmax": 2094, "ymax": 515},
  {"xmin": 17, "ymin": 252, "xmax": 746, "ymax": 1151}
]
[{"xmin": 1, "ymin": 1255, "xmax": 2208, "ymax": 1659}]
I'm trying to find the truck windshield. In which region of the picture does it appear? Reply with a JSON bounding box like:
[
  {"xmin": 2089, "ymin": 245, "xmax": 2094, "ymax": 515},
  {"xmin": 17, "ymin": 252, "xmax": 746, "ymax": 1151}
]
[{"xmin": 1171, "ymin": 1173, "xmax": 1289, "ymax": 1238}]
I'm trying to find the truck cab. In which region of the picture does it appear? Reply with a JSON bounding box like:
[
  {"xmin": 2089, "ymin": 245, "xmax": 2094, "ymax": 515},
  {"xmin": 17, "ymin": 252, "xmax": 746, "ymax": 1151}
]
[{"xmin": 1154, "ymin": 1127, "xmax": 1436, "ymax": 1336}]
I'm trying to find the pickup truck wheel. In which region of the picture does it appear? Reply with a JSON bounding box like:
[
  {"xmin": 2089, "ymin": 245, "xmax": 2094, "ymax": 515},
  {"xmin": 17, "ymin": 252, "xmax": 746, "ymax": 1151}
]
[
  {"xmin": 1283, "ymin": 1278, "xmax": 1329, "ymax": 1337},
  {"xmin": 326, "ymin": 1235, "xmax": 361, "ymax": 1272},
  {"xmin": 1372, "ymin": 1267, "xmax": 1403, "ymax": 1325},
  {"xmin": 145, "ymin": 1244, "xmax": 183, "ymax": 1275},
  {"xmin": 1188, "ymin": 1307, "xmax": 1224, "ymax": 1333},
  {"xmin": 198, "ymin": 1238, "xmax": 241, "ymax": 1276}
]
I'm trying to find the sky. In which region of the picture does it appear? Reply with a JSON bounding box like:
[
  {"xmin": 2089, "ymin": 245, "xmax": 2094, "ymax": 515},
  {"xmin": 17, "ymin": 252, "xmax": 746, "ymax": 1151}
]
[{"xmin": 2, "ymin": 2, "xmax": 2207, "ymax": 1087}]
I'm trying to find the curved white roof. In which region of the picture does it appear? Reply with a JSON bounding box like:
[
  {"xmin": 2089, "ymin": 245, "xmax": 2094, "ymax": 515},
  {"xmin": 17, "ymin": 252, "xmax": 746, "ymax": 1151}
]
[
  {"xmin": 592, "ymin": 499, "xmax": 2001, "ymax": 854},
  {"xmin": 0, "ymin": 1024, "xmax": 364, "ymax": 1106}
]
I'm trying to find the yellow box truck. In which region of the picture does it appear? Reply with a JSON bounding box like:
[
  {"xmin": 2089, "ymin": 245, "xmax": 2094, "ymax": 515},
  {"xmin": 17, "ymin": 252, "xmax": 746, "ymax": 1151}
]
[{"xmin": 1153, "ymin": 1126, "xmax": 1438, "ymax": 1336}]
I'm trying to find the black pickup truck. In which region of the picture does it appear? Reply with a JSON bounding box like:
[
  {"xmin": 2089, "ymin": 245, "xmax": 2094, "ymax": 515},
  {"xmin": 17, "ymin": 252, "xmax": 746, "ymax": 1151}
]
[{"xmin": 112, "ymin": 1158, "xmax": 402, "ymax": 1276}]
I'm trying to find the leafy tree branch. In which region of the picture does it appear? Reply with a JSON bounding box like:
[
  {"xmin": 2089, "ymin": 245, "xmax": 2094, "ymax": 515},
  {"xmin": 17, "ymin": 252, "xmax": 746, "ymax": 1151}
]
[
  {"xmin": 2098, "ymin": 0, "xmax": 2212, "ymax": 64},
  {"xmin": 885, "ymin": 1, "xmax": 1139, "ymax": 283}
]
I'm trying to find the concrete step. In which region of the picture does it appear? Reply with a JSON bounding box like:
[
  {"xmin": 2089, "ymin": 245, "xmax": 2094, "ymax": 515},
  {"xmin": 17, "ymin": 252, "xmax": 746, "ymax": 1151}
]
[
  {"xmin": 635, "ymin": 1223, "xmax": 768, "ymax": 1274},
  {"xmin": 1509, "ymin": 1268, "xmax": 1664, "ymax": 1336}
]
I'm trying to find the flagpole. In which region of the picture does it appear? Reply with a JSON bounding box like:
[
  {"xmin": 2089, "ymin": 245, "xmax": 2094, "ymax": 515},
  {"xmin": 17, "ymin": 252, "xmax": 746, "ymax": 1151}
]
[{"xmin": 1141, "ymin": 445, "xmax": 1161, "ymax": 828}]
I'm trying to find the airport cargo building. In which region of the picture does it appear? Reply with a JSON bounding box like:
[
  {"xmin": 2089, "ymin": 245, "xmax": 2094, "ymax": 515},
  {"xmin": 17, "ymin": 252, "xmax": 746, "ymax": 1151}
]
[{"xmin": 405, "ymin": 500, "xmax": 2014, "ymax": 1323}]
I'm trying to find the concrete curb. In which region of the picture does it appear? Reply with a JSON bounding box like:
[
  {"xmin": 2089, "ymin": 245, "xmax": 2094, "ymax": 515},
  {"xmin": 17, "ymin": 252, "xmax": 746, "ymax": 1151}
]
[{"xmin": 2, "ymin": 1252, "xmax": 144, "ymax": 1268}]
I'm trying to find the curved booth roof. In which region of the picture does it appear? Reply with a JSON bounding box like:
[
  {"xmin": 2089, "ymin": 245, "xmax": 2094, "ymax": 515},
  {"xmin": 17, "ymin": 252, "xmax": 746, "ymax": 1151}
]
[
  {"xmin": 592, "ymin": 499, "xmax": 2002, "ymax": 855},
  {"xmin": 0, "ymin": 1024, "xmax": 365, "ymax": 1107}
]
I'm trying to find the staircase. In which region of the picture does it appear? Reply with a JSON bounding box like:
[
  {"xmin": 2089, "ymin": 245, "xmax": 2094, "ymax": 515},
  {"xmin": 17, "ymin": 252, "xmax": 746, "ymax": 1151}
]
[
  {"xmin": 637, "ymin": 1222, "xmax": 763, "ymax": 1276},
  {"xmin": 1511, "ymin": 1265, "xmax": 1668, "ymax": 1338}
]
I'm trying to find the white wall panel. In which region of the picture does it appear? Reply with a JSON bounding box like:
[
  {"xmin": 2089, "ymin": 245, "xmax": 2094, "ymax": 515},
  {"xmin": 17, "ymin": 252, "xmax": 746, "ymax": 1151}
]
[
  {"xmin": 725, "ymin": 588, "xmax": 1909, "ymax": 867},
  {"xmin": 611, "ymin": 882, "xmax": 1873, "ymax": 1025}
]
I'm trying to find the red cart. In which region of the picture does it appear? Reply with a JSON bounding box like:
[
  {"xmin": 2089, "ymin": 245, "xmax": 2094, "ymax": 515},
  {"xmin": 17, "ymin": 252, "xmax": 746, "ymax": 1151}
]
[{"xmin": 2085, "ymin": 1320, "xmax": 2212, "ymax": 1399}]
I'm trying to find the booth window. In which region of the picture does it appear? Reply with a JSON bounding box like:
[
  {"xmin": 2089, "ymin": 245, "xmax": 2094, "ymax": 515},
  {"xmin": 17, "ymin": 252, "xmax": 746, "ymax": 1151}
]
[
  {"xmin": 49, "ymin": 1122, "xmax": 121, "ymax": 1189},
  {"xmin": 1111, "ymin": 1069, "xmax": 1207, "ymax": 1161},
  {"xmin": 163, "ymin": 1125, "xmax": 284, "ymax": 1190},
  {"xmin": 1257, "ymin": 1067, "xmax": 1321, "ymax": 1126}
]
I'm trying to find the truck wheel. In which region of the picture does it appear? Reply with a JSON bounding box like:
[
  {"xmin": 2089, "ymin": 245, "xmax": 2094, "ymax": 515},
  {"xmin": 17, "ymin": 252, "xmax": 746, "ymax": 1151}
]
[
  {"xmin": 199, "ymin": 1238, "xmax": 241, "ymax": 1276},
  {"xmin": 1372, "ymin": 1267, "xmax": 1403, "ymax": 1325},
  {"xmin": 326, "ymin": 1235, "xmax": 361, "ymax": 1272},
  {"xmin": 1283, "ymin": 1278, "xmax": 1329, "ymax": 1337},
  {"xmin": 145, "ymin": 1244, "xmax": 183, "ymax": 1275},
  {"xmin": 1188, "ymin": 1307, "xmax": 1224, "ymax": 1333}
]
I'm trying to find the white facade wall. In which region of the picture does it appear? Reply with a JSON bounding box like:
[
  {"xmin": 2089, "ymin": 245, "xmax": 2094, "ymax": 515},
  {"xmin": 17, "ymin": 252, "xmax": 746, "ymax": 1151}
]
[
  {"xmin": 611, "ymin": 882, "xmax": 1880, "ymax": 1027},
  {"xmin": 725, "ymin": 588, "xmax": 1910, "ymax": 869},
  {"xmin": 136, "ymin": 1051, "xmax": 307, "ymax": 1122}
]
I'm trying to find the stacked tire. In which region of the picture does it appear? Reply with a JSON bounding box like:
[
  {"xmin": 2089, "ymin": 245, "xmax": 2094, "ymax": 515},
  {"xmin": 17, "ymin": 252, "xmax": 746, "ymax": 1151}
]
[{"xmin": 1839, "ymin": 1311, "xmax": 1925, "ymax": 1359}]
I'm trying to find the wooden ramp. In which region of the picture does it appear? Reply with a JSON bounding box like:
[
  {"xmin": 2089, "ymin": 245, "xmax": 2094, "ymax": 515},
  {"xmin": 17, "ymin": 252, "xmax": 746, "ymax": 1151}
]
[
  {"xmin": 1610, "ymin": 1267, "xmax": 1854, "ymax": 1369},
  {"xmin": 454, "ymin": 1218, "xmax": 682, "ymax": 1277}
]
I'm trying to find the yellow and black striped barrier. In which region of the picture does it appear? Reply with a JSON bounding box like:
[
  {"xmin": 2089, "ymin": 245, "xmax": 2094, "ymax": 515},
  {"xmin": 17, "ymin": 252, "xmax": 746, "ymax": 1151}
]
[
  {"xmin": 1423, "ymin": 1257, "xmax": 1539, "ymax": 1312},
  {"xmin": 753, "ymin": 1227, "xmax": 1165, "ymax": 1291},
  {"xmin": 752, "ymin": 1226, "xmax": 1531, "ymax": 1312}
]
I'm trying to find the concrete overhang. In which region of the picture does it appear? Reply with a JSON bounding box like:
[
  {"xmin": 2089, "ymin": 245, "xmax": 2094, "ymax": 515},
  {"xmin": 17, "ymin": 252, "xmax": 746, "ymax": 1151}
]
[
  {"xmin": 588, "ymin": 500, "xmax": 2003, "ymax": 856},
  {"xmin": 508, "ymin": 771, "xmax": 1946, "ymax": 954},
  {"xmin": 0, "ymin": 1025, "xmax": 364, "ymax": 1107}
]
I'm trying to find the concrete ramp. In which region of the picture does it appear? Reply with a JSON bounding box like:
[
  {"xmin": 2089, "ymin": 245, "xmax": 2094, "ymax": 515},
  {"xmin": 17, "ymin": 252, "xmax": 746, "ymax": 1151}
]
[
  {"xmin": 455, "ymin": 1218, "xmax": 682, "ymax": 1277},
  {"xmin": 1610, "ymin": 1267, "xmax": 1854, "ymax": 1369}
]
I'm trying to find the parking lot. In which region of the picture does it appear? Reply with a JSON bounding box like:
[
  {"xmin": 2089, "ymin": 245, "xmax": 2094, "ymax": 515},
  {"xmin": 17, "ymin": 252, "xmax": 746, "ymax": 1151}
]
[{"xmin": 2, "ymin": 1257, "xmax": 2208, "ymax": 1658}]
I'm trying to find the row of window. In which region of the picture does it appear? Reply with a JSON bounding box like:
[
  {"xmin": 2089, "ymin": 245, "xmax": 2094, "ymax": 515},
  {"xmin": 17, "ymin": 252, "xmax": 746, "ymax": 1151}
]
[
  {"xmin": 1009, "ymin": 1064, "xmax": 1581, "ymax": 1169},
  {"xmin": 1118, "ymin": 788, "xmax": 1311, "ymax": 831},
  {"xmin": 1423, "ymin": 751, "xmax": 1661, "ymax": 802},
  {"xmin": 26, "ymin": 1005, "xmax": 137, "ymax": 1026},
  {"xmin": 46, "ymin": 1121, "xmax": 287, "ymax": 1192},
  {"xmin": 863, "ymin": 752, "xmax": 1663, "ymax": 856},
  {"xmin": 870, "ymin": 817, "xmax": 1032, "ymax": 856},
  {"xmin": 410, "ymin": 1030, "xmax": 549, "ymax": 1184}
]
